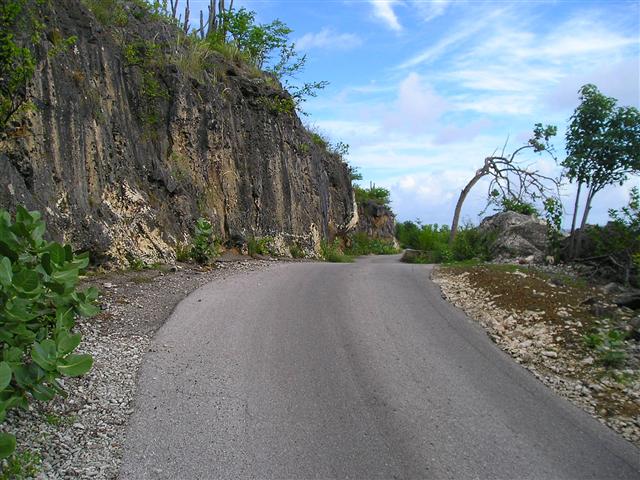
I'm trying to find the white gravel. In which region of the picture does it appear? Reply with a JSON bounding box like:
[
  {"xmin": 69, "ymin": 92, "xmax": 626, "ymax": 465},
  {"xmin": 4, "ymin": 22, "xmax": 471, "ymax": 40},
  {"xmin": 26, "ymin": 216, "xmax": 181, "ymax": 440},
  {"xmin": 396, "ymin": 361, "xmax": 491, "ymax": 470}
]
[{"xmin": 433, "ymin": 267, "xmax": 640, "ymax": 448}]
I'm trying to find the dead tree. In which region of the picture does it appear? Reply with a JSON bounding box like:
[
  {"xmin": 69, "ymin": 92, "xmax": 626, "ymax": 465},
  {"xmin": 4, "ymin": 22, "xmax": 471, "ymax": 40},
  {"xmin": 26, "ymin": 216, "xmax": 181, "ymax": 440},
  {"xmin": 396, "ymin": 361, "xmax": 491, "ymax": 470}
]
[
  {"xmin": 182, "ymin": 0, "xmax": 190, "ymax": 33},
  {"xmin": 449, "ymin": 124, "xmax": 559, "ymax": 245}
]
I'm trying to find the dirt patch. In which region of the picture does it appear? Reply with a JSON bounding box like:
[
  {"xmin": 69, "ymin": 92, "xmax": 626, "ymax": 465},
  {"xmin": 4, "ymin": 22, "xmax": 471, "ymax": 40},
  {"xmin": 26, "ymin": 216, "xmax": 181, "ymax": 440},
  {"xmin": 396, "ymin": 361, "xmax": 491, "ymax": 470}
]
[{"xmin": 433, "ymin": 264, "xmax": 640, "ymax": 448}]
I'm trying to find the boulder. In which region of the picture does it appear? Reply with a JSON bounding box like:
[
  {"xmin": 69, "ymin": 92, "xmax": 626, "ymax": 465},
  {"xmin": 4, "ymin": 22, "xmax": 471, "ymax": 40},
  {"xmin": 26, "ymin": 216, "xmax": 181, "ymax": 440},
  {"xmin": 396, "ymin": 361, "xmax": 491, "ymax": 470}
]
[
  {"xmin": 479, "ymin": 211, "xmax": 548, "ymax": 262},
  {"xmin": 612, "ymin": 290, "xmax": 640, "ymax": 310}
]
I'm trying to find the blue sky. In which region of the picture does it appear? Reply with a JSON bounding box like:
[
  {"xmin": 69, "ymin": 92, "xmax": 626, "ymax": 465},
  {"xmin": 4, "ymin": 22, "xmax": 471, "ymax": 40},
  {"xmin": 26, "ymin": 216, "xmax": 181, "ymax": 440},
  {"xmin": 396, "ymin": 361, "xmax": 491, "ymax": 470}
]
[{"xmin": 189, "ymin": 0, "xmax": 640, "ymax": 226}]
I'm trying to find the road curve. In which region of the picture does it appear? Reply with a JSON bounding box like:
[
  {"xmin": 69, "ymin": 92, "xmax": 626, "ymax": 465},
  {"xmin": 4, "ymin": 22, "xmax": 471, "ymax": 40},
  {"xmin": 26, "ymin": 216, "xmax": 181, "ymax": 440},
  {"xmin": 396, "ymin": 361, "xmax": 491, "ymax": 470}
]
[{"xmin": 120, "ymin": 255, "xmax": 640, "ymax": 479}]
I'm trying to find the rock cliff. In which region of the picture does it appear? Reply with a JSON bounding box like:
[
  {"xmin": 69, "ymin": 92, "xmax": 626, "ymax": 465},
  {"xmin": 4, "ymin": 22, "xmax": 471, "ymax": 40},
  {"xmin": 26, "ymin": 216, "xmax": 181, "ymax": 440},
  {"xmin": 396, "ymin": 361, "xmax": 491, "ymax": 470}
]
[
  {"xmin": 354, "ymin": 200, "xmax": 397, "ymax": 243},
  {"xmin": 0, "ymin": 0, "xmax": 355, "ymax": 264}
]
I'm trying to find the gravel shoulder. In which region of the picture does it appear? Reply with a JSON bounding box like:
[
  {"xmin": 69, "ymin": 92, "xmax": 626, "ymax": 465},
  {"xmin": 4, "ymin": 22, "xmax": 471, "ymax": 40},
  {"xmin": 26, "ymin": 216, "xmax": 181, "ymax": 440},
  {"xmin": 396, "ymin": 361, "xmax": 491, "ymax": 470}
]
[
  {"xmin": 1, "ymin": 259, "xmax": 273, "ymax": 479},
  {"xmin": 433, "ymin": 263, "xmax": 640, "ymax": 448}
]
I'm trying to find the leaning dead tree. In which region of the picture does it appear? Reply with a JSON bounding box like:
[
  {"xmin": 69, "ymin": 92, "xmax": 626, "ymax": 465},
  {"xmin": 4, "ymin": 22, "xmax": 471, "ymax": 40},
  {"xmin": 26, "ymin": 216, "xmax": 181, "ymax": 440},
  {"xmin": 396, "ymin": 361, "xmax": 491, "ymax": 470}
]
[{"xmin": 449, "ymin": 124, "xmax": 559, "ymax": 245}]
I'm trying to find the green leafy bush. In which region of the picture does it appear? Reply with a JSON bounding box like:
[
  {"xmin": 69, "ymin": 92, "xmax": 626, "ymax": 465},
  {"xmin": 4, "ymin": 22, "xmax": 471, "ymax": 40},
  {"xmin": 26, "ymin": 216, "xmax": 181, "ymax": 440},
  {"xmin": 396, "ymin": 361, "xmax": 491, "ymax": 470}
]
[
  {"xmin": 247, "ymin": 236, "xmax": 274, "ymax": 257},
  {"xmin": 586, "ymin": 187, "xmax": 640, "ymax": 285},
  {"xmin": 289, "ymin": 243, "xmax": 304, "ymax": 259},
  {"xmin": 396, "ymin": 221, "xmax": 491, "ymax": 263},
  {"xmin": 543, "ymin": 197, "xmax": 563, "ymax": 258},
  {"xmin": 82, "ymin": 0, "xmax": 130, "ymax": 26},
  {"xmin": 345, "ymin": 233, "xmax": 399, "ymax": 256},
  {"xmin": 0, "ymin": 207, "xmax": 98, "ymax": 458},
  {"xmin": 500, "ymin": 197, "xmax": 538, "ymax": 216},
  {"xmin": 190, "ymin": 218, "xmax": 218, "ymax": 264},
  {"xmin": 320, "ymin": 239, "xmax": 353, "ymax": 263},
  {"xmin": 583, "ymin": 328, "xmax": 628, "ymax": 368},
  {"xmin": 354, "ymin": 185, "xmax": 391, "ymax": 207}
]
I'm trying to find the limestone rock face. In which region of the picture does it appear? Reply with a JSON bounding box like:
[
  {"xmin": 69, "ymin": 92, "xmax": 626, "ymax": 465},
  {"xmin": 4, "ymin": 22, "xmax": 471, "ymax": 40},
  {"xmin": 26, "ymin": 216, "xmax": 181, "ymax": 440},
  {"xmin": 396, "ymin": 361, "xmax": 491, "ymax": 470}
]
[
  {"xmin": 479, "ymin": 211, "xmax": 548, "ymax": 262},
  {"xmin": 354, "ymin": 200, "xmax": 396, "ymax": 241},
  {"xmin": 0, "ymin": 1, "xmax": 355, "ymax": 265}
]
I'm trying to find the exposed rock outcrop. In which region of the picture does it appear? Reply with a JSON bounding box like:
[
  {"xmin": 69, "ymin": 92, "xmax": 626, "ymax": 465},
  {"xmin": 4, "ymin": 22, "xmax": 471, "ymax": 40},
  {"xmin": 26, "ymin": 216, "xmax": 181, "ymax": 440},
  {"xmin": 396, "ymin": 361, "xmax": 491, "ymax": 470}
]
[
  {"xmin": 0, "ymin": 1, "xmax": 355, "ymax": 264},
  {"xmin": 479, "ymin": 211, "xmax": 548, "ymax": 262},
  {"xmin": 353, "ymin": 200, "xmax": 396, "ymax": 242}
]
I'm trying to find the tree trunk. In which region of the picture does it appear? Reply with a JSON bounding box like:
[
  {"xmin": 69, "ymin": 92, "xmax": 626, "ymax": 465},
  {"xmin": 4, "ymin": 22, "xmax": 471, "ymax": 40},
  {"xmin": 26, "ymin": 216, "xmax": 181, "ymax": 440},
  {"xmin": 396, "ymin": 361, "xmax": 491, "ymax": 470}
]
[
  {"xmin": 568, "ymin": 181, "xmax": 582, "ymax": 258},
  {"xmin": 575, "ymin": 186, "xmax": 596, "ymax": 258},
  {"xmin": 207, "ymin": 0, "xmax": 215, "ymax": 37},
  {"xmin": 449, "ymin": 170, "xmax": 487, "ymax": 245},
  {"xmin": 183, "ymin": 0, "xmax": 190, "ymax": 33}
]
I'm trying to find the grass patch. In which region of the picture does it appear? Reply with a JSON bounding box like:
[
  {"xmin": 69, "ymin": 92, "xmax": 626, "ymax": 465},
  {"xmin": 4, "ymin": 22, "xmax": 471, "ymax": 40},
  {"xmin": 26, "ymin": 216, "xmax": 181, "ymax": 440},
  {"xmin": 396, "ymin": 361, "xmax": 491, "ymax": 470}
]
[
  {"xmin": 321, "ymin": 239, "xmax": 353, "ymax": 263},
  {"xmin": 345, "ymin": 233, "xmax": 399, "ymax": 256},
  {"xmin": 248, "ymin": 236, "xmax": 275, "ymax": 257}
]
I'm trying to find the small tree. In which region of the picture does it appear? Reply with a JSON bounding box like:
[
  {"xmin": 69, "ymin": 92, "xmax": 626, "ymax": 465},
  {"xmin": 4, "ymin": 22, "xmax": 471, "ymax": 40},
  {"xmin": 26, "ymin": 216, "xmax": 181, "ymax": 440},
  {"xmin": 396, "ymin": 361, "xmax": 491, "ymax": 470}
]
[
  {"xmin": 563, "ymin": 84, "xmax": 640, "ymax": 257},
  {"xmin": 449, "ymin": 124, "xmax": 558, "ymax": 245},
  {"xmin": 0, "ymin": 1, "xmax": 36, "ymax": 129}
]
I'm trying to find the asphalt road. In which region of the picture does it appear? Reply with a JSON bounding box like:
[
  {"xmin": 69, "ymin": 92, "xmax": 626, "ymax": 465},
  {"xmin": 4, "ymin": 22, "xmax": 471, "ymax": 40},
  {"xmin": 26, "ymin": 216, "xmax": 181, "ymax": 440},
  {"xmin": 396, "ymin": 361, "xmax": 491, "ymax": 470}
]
[{"xmin": 120, "ymin": 255, "xmax": 640, "ymax": 479}]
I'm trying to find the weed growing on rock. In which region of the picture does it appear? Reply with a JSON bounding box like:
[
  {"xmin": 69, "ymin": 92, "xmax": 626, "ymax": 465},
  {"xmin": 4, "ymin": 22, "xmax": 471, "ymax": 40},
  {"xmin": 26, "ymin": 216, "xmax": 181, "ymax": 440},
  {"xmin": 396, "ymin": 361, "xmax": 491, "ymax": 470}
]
[
  {"xmin": 0, "ymin": 447, "xmax": 41, "ymax": 479},
  {"xmin": 83, "ymin": 0, "xmax": 129, "ymax": 26},
  {"xmin": 257, "ymin": 95, "xmax": 295, "ymax": 115},
  {"xmin": 289, "ymin": 243, "xmax": 304, "ymax": 259},
  {"xmin": 583, "ymin": 328, "xmax": 628, "ymax": 368},
  {"xmin": 190, "ymin": 218, "xmax": 219, "ymax": 264},
  {"xmin": 248, "ymin": 236, "xmax": 274, "ymax": 257}
]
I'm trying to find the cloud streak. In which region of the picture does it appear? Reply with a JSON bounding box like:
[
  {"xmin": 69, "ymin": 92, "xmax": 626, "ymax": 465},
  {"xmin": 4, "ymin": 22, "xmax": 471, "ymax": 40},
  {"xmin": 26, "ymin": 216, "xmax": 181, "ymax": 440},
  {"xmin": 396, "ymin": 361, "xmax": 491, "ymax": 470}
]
[
  {"xmin": 296, "ymin": 28, "xmax": 363, "ymax": 51},
  {"xmin": 369, "ymin": 0, "xmax": 403, "ymax": 31}
]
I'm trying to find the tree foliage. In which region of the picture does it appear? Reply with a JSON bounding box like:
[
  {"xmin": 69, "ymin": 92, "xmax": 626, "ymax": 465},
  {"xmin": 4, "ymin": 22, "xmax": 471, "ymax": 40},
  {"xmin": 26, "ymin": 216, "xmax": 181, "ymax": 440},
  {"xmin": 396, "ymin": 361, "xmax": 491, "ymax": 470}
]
[
  {"xmin": 563, "ymin": 84, "xmax": 640, "ymax": 256},
  {"xmin": 586, "ymin": 187, "xmax": 640, "ymax": 285},
  {"xmin": 0, "ymin": 0, "xmax": 36, "ymax": 129},
  {"xmin": 354, "ymin": 184, "xmax": 391, "ymax": 207}
]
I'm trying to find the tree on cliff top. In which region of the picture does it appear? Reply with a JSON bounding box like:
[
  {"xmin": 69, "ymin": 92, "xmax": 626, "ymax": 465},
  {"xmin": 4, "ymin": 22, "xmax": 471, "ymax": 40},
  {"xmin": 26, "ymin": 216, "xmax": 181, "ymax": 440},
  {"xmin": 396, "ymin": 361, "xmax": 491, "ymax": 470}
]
[
  {"xmin": 153, "ymin": 0, "xmax": 326, "ymax": 110},
  {"xmin": 563, "ymin": 84, "xmax": 640, "ymax": 257}
]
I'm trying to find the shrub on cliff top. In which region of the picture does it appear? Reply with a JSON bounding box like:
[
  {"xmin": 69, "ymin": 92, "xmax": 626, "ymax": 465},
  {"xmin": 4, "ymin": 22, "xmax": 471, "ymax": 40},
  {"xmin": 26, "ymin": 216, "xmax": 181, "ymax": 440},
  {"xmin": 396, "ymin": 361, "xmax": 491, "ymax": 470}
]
[{"xmin": 0, "ymin": 207, "xmax": 98, "ymax": 458}]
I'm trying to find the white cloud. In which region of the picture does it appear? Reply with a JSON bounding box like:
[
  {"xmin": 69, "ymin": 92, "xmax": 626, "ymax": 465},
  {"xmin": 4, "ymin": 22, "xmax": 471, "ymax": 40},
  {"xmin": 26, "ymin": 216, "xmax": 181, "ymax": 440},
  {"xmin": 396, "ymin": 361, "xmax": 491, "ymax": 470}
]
[
  {"xmin": 412, "ymin": 0, "xmax": 451, "ymax": 23},
  {"xmin": 313, "ymin": 119, "xmax": 380, "ymax": 141},
  {"xmin": 397, "ymin": 8, "xmax": 508, "ymax": 69},
  {"xmin": 433, "ymin": 119, "xmax": 492, "ymax": 145},
  {"xmin": 384, "ymin": 73, "xmax": 449, "ymax": 132},
  {"xmin": 369, "ymin": 0, "xmax": 403, "ymax": 31},
  {"xmin": 296, "ymin": 28, "xmax": 363, "ymax": 51},
  {"xmin": 411, "ymin": 8, "xmax": 640, "ymax": 119}
]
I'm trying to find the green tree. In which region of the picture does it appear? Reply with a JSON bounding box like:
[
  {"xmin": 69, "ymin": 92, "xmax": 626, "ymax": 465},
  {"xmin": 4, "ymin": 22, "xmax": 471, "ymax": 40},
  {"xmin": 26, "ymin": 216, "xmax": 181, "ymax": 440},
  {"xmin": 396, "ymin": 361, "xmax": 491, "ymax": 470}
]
[
  {"xmin": 0, "ymin": 0, "xmax": 35, "ymax": 129},
  {"xmin": 563, "ymin": 84, "xmax": 640, "ymax": 257}
]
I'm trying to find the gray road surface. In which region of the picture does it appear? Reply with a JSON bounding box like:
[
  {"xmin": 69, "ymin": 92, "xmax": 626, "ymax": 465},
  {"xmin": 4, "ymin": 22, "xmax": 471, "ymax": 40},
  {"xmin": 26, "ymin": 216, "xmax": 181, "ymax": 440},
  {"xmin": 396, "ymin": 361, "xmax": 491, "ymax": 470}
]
[{"xmin": 120, "ymin": 255, "xmax": 640, "ymax": 479}]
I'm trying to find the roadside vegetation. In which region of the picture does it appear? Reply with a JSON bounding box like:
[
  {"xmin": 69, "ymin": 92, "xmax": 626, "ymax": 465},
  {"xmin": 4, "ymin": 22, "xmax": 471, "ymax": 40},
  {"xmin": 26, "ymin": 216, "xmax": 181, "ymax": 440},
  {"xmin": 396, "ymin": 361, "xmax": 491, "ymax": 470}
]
[
  {"xmin": 396, "ymin": 221, "xmax": 494, "ymax": 264},
  {"xmin": 0, "ymin": 207, "xmax": 98, "ymax": 463}
]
